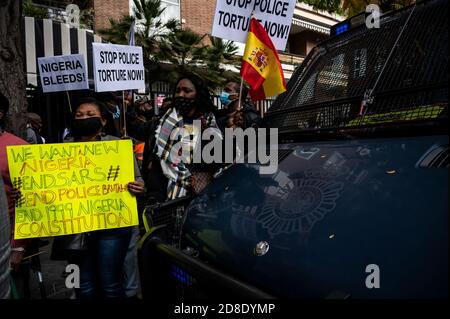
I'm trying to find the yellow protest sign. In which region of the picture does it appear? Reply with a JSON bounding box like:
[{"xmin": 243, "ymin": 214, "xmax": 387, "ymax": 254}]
[{"xmin": 6, "ymin": 140, "xmax": 138, "ymax": 239}]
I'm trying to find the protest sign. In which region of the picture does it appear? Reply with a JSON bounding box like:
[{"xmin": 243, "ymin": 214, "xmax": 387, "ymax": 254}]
[
  {"xmin": 93, "ymin": 43, "xmax": 145, "ymax": 92},
  {"xmin": 211, "ymin": 0, "xmax": 296, "ymax": 51},
  {"xmin": 37, "ymin": 54, "xmax": 89, "ymax": 93},
  {"xmin": 6, "ymin": 140, "xmax": 139, "ymax": 239}
]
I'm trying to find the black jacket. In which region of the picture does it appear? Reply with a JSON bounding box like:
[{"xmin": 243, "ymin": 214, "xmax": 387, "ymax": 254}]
[{"xmin": 242, "ymin": 102, "xmax": 262, "ymax": 129}]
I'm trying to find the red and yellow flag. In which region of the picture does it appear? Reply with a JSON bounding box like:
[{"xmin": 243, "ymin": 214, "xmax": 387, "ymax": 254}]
[{"xmin": 240, "ymin": 18, "xmax": 286, "ymax": 101}]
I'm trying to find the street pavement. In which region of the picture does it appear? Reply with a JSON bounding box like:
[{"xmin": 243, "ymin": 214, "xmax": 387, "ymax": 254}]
[
  {"xmin": 28, "ymin": 239, "xmax": 74, "ymax": 299},
  {"xmin": 26, "ymin": 238, "xmax": 142, "ymax": 299}
]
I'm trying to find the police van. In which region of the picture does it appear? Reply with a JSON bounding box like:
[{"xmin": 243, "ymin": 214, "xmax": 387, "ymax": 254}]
[{"xmin": 138, "ymin": 0, "xmax": 448, "ymax": 299}]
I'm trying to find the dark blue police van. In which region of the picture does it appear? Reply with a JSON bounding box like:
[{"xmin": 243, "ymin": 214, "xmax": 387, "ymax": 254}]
[{"xmin": 138, "ymin": 0, "xmax": 448, "ymax": 299}]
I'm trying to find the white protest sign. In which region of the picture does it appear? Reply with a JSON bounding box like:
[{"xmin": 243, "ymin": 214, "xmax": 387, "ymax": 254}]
[
  {"xmin": 92, "ymin": 43, "xmax": 145, "ymax": 92},
  {"xmin": 38, "ymin": 54, "xmax": 88, "ymax": 93},
  {"xmin": 211, "ymin": 0, "xmax": 296, "ymax": 51}
]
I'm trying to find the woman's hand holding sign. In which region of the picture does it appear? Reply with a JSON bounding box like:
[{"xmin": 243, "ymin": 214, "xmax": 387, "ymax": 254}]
[{"xmin": 128, "ymin": 180, "xmax": 145, "ymax": 196}]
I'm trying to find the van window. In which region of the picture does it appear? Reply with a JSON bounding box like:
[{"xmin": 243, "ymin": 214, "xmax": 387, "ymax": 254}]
[{"xmin": 266, "ymin": 0, "xmax": 448, "ymax": 135}]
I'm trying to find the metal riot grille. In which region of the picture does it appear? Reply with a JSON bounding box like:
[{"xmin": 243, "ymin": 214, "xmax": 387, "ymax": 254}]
[
  {"xmin": 267, "ymin": 0, "xmax": 448, "ymax": 133},
  {"xmin": 144, "ymin": 197, "xmax": 193, "ymax": 248}
]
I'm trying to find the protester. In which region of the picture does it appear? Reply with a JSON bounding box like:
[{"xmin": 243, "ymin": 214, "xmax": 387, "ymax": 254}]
[
  {"xmin": 121, "ymin": 222, "xmax": 140, "ymax": 299},
  {"xmin": 138, "ymin": 96, "xmax": 172, "ymax": 193},
  {"xmin": 222, "ymin": 100, "xmax": 245, "ymax": 129},
  {"xmin": 135, "ymin": 96, "xmax": 154, "ymax": 122},
  {"xmin": 127, "ymin": 95, "xmax": 154, "ymax": 145},
  {"xmin": 24, "ymin": 112, "xmax": 45, "ymax": 144},
  {"xmin": 122, "ymin": 95, "xmax": 155, "ymax": 299},
  {"xmin": 96, "ymin": 92, "xmax": 121, "ymax": 137},
  {"xmin": 0, "ymin": 93, "xmax": 29, "ymax": 298},
  {"xmin": 158, "ymin": 97, "xmax": 172, "ymax": 116},
  {"xmin": 124, "ymin": 90, "xmax": 134, "ymax": 109},
  {"xmin": 111, "ymin": 97, "xmax": 165, "ymax": 303},
  {"xmin": 52, "ymin": 97, "xmax": 144, "ymax": 299},
  {"xmin": 217, "ymin": 81, "xmax": 261, "ymax": 130},
  {"xmin": 0, "ymin": 175, "xmax": 10, "ymax": 299},
  {"xmin": 140, "ymin": 120, "xmax": 169, "ymax": 204},
  {"xmin": 63, "ymin": 95, "xmax": 118, "ymax": 141},
  {"xmin": 150, "ymin": 73, "xmax": 222, "ymax": 200},
  {"xmin": 23, "ymin": 111, "xmax": 52, "ymax": 286}
]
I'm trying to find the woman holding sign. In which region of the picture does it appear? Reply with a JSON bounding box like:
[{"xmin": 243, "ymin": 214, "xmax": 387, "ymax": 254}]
[{"xmin": 54, "ymin": 97, "xmax": 144, "ymax": 299}]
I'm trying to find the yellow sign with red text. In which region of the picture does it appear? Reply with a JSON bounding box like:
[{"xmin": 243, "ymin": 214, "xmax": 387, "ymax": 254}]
[{"xmin": 7, "ymin": 140, "xmax": 138, "ymax": 239}]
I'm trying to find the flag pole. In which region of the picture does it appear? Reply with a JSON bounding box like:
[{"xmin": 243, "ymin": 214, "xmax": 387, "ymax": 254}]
[
  {"xmin": 238, "ymin": 77, "xmax": 244, "ymax": 110},
  {"xmin": 123, "ymin": 19, "xmax": 134, "ymax": 138},
  {"xmin": 66, "ymin": 91, "xmax": 72, "ymax": 113},
  {"xmin": 239, "ymin": 11, "xmax": 255, "ymax": 111}
]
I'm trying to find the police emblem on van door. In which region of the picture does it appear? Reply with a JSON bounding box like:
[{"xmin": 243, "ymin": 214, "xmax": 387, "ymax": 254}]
[{"xmin": 259, "ymin": 177, "xmax": 344, "ymax": 237}]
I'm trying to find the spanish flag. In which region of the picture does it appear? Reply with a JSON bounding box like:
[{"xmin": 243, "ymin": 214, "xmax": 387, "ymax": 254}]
[{"xmin": 240, "ymin": 18, "xmax": 286, "ymax": 101}]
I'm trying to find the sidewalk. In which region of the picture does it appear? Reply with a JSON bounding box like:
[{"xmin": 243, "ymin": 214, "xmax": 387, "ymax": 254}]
[{"xmin": 26, "ymin": 238, "xmax": 142, "ymax": 299}]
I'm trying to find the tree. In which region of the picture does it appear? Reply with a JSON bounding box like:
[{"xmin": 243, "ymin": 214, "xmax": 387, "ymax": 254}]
[
  {"xmin": 99, "ymin": 0, "xmax": 240, "ymax": 91},
  {"xmin": 156, "ymin": 26, "xmax": 206, "ymax": 80},
  {"xmin": 22, "ymin": 0, "xmax": 49, "ymax": 19},
  {"xmin": 22, "ymin": 1, "xmax": 94, "ymax": 29},
  {"xmin": 204, "ymin": 35, "xmax": 240, "ymax": 82},
  {"xmin": 0, "ymin": 0, "xmax": 28, "ymax": 135},
  {"xmin": 98, "ymin": 0, "xmax": 178, "ymax": 86},
  {"xmin": 300, "ymin": 0, "xmax": 344, "ymax": 15},
  {"xmin": 157, "ymin": 29, "xmax": 241, "ymax": 90}
]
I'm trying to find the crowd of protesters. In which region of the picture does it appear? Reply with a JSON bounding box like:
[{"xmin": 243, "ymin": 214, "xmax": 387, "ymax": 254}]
[{"xmin": 0, "ymin": 73, "xmax": 261, "ymax": 299}]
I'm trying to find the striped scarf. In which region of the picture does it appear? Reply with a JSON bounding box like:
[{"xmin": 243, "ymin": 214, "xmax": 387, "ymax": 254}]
[{"xmin": 155, "ymin": 108, "xmax": 219, "ymax": 200}]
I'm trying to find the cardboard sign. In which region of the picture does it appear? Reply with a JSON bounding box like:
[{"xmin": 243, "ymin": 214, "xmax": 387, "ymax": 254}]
[
  {"xmin": 93, "ymin": 43, "xmax": 145, "ymax": 92},
  {"xmin": 211, "ymin": 0, "xmax": 296, "ymax": 51},
  {"xmin": 37, "ymin": 54, "xmax": 88, "ymax": 93},
  {"xmin": 7, "ymin": 140, "xmax": 139, "ymax": 239}
]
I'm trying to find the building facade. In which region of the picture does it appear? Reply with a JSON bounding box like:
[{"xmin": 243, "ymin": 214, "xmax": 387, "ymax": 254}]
[
  {"xmin": 27, "ymin": 0, "xmax": 344, "ymax": 82},
  {"xmin": 91, "ymin": 0, "xmax": 343, "ymax": 80}
]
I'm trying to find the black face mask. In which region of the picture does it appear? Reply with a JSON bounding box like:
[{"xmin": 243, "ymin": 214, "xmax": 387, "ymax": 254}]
[
  {"xmin": 172, "ymin": 97, "xmax": 197, "ymax": 117},
  {"xmin": 71, "ymin": 117, "xmax": 103, "ymax": 137}
]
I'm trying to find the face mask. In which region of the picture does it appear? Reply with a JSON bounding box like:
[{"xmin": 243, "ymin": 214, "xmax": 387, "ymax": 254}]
[
  {"xmin": 219, "ymin": 91, "xmax": 232, "ymax": 106},
  {"xmin": 112, "ymin": 105, "xmax": 121, "ymax": 120},
  {"xmin": 71, "ymin": 117, "xmax": 103, "ymax": 137},
  {"xmin": 172, "ymin": 96, "xmax": 197, "ymax": 117}
]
